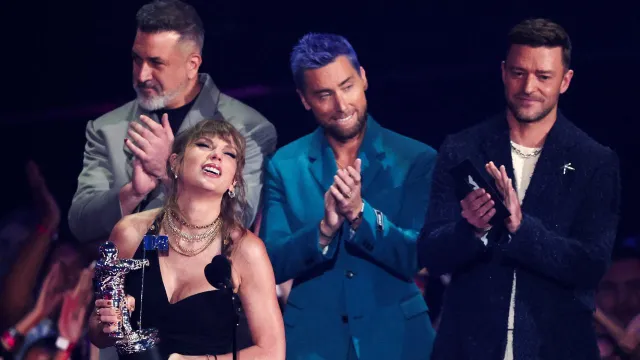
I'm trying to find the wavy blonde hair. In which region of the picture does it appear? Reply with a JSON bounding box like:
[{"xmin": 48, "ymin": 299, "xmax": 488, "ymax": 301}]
[{"xmin": 165, "ymin": 119, "xmax": 247, "ymax": 255}]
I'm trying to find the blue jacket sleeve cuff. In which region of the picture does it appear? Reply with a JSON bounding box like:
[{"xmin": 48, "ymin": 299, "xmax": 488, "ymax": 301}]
[
  {"xmin": 344, "ymin": 200, "xmax": 380, "ymax": 251},
  {"xmin": 317, "ymin": 236, "xmax": 339, "ymax": 259},
  {"xmin": 312, "ymin": 225, "xmax": 340, "ymax": 262}
]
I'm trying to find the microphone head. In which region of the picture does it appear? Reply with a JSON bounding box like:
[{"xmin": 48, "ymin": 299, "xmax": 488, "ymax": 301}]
[{"xmin": 204, "ymin": 255, "xmax": 232, "ymax": 289}]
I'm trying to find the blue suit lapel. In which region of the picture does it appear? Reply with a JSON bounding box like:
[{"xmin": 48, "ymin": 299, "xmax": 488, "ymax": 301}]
[
  {"xmin": 358, "ymin": 117, "xmax": 386, "ymax": 194},
  {"xmin": 519, "ymin": 113, "xmax": 576, "ymax": 212},
  {"xmin": 308, "ymin": 128, "xmax": 339, "ymax": 190},
  {"xmin": 482, "ymin": 114, "xmax": 516, "ymax": 188}
]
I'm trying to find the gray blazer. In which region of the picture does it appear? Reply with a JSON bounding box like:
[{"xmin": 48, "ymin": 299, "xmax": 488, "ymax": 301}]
[{"xmin": 68, "ymin": 73, "xmax": 277, "ymax": 243}]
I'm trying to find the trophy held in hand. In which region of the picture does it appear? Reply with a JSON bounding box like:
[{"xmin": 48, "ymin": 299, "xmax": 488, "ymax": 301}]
[{"xmin": 95, "ymin": 241, "xmax": 160, "ymax": 358}]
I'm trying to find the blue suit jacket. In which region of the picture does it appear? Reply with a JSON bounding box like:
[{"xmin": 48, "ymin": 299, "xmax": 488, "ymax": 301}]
[
  {"xmin": 260, "ymin": 117, "xmax": 437, "ymax": 359},
  {"xmin": 418, "ymin": 112, "xmax": 621, "ymax": 360}
]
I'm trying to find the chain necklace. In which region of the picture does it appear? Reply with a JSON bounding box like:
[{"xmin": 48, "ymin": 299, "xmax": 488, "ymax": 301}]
[
  {"xmin": 169, "ymin": 210, "xmax": 217, "ymax": 229},
  {"xmin": 510, "ymin": 142, "xmax": 542, "ymax": 159},
  {"xmin": 165, "ymin": 212, "xmax": 220, "ymax": 242},
  {"xmin": 169, "ymin": 233, "xmax": 216, "ymax": 257},
  {"xmin": 162, "ymin": 216, "xmax": 222, "ymax": 257}
]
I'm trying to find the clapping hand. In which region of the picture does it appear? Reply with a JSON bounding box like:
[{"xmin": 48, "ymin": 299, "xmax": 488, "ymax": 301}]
[
  {"xmin": 485, "ymin": 162, "xmax": 522, "ymax": 233},
  {"xmin": 58, "ymin": 264, "xmax": 95, "ymax": 343},
  {"xmin": 321, "ymin": 187, "xmax": 344, "ymax": 246},
  {"xmin": 33, "ymin": 262, "xmax": 66, "ymax": 319},
  {"xmin": 330, "ymin": 159, "xmax": 364, "ymax": 223},
  {"xmin": 125, "ymin": 114, "xmax": 174, "ymax": 181},
  {"xmin": 131, "ymin": 158, "xmax": 158, "ymax": 197}
]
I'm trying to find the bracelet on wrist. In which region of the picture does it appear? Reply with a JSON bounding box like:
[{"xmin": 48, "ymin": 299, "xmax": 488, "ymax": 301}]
[
  {"xmin": 349, "ymin": 201, "xmax": 365, "ymax": 223},
  {"xmin": 55, "ymin": 336, "xmax": 76, "ymax": 360},
  {"xmin": 319, "ymin": 220, "xmax": 335, "ymax": 239},
  {"xmin": 55, "ymin": 336, "xmax": 75, "ymax": 351}
]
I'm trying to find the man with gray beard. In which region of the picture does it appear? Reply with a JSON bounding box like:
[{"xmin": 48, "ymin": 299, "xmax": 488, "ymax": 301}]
[
  {"xmin": 418, "ymin": 18, "xmax": 621, "ymax": 360},
  {"xmin": 69, "ymin": 0, "xmax": 276, "ymax": 244}
]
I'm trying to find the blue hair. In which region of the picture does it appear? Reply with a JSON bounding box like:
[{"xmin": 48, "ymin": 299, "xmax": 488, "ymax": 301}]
[{"xmin": 290, "ymin": 33, "xmax": 361, "ymax": 90}]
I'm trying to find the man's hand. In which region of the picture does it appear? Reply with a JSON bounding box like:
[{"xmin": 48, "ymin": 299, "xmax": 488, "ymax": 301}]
[
  {"xmin": 485, "ymin": 161, "xmax": 522, "ymax": 233},
  {"xmin": 321, "ymin": 187, "xmax": 344, "ymax": 247},
  {"xmin": 118, "ymin": 159, "xmax": 158, "ymax": 216},
  {"xmin": 461, "ymin": 188, "xmax": 495, "ymax": 234},
  {"xmin": 125, "ymin": 113, "xmax": 174, "ymax": 179},
  {"xmin": 131, "ymin": 158, "xmax": 158, "ymax": 197},
  {"xmin": 331, "ymin": 159, "xmax": 364, "ymax": 223}
]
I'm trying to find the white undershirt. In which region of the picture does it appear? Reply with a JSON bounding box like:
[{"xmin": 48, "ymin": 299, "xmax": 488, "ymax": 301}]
[{"xmin": 503, "ymin": 141, "xmax": 541, "ymax": 360}]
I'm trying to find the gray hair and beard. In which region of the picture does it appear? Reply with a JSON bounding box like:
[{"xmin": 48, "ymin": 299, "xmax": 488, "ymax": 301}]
[
  {"xmin": 134, "ymin": 79, "xmax": 189, "ymax": 111},
  {"xmin": 323, "ymin": 107, "xmax": 368, "ymax": 142}
]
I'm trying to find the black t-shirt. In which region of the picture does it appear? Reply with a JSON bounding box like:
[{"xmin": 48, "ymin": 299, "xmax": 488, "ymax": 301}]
[{"xmin": 151, "ymin": 97, "xmax": 196, "ymax": 135}]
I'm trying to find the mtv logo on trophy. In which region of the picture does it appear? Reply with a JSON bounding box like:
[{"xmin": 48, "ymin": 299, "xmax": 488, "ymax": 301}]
[{"xmin": 94, "ymin": 241, "xmax": 161, "ymax": 359}]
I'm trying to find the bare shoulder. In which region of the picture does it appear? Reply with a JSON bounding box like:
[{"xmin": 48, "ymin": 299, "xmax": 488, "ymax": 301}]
[
  {"xmin": 110, "ymin": 208, "xmax": 162, "ymax": 258},
  {"xmin": 229, "ymin": 230, "xmax": 274, "ymax": 291},
  {"xmin": 230, "ymin": 230, "xmax": 269, "ymax": 268}
]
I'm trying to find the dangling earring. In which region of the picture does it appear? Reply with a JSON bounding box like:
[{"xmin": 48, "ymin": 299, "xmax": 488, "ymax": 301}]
[
  {"xmin": 171, "ymin": 168, "xmax": 177, "ymax": 179},
  {"xmin": 228, "ymin": 189, "xmax": 236, "ymax": 198}
]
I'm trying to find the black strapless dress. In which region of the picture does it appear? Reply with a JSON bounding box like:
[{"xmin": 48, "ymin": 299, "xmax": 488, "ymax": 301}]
[{"xmin": 125, "ymin": 214, "xmax": 236, "ymax": 359}]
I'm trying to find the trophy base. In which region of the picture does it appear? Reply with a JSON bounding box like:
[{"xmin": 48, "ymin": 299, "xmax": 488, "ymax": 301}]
[{"xmin": 115, "ymin": 328, "xmax": 160, "ymax": 356}]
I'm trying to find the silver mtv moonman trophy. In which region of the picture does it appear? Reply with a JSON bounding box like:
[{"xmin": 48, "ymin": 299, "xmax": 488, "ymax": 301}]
[{"xmin": 95, "ymin": 241, "xmax": 160, "ymax": 356}]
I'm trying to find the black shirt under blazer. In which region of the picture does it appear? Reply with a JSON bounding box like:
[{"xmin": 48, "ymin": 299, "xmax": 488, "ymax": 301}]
[{"xmin": 418, "ymin": 112, "xmax": 621, "ymax": 360}]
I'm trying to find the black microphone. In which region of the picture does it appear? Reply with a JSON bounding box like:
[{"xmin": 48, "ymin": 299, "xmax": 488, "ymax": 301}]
[
  {"xmin": 204, "ymin": 255, "xmax": 232, "ymax": 290},
  {"xmin": 204, "ymin": 255, "xmax": 239, "ymax": 360}
]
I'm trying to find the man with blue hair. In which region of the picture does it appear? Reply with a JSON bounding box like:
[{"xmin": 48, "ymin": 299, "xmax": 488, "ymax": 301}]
[{"xmin": 259, "ymin": 32, "xmax": 437, "ymax": 359}]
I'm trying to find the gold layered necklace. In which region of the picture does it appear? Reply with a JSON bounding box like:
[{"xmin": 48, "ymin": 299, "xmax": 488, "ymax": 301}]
[
  {"xmin": 169, "ymin": 209, "xmax": 218, "ymax": 229},
  {"xmin": 163, "ymin": 211, "xmax": 222, "ymax": 257}
]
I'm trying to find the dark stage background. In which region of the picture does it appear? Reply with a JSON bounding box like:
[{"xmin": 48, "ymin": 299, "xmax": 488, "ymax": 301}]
[{"xmin": 0, "ymin": 0, "xmax": 638, "ymax": 245}]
